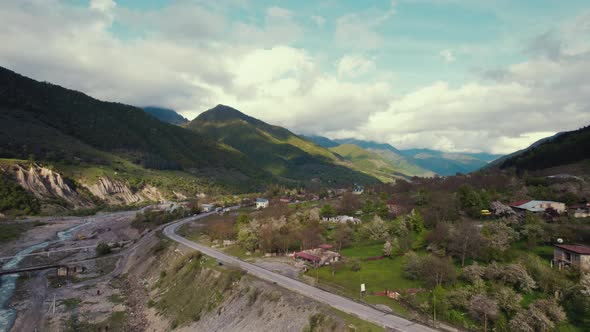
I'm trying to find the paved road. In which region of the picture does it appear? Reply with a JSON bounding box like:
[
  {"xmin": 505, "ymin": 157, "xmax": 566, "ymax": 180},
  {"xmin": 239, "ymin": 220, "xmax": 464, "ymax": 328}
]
[{"xmin": 163, "ymin": 214, "xmax": 440, "ymax": 332}]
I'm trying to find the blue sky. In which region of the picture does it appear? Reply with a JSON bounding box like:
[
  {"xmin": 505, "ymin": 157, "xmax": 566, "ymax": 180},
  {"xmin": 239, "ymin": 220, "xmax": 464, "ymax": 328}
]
[{"xmin": 1, "ymin": 0, "xmax": 590, "ymax": 153}]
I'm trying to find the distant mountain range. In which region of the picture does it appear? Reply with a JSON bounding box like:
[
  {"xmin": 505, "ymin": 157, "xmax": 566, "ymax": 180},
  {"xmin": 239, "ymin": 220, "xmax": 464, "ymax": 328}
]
[
  {"xmin": 304, "ymin": 135, "xmax": 502, "ymax": 176},
  {"xmin": 143, "ymin": 106, "xmax": 188, "ymax": 125}
]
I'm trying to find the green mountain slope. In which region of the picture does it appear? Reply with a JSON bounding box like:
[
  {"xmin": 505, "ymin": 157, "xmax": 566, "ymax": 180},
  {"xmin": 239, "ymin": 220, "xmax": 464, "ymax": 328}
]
[
  {"xmin": 0, "ymin": 66, "xmax": 269, "ymax": 192},
  {"xmin": 305, "ymin": 135, "xmax": 498, "ymax": 176},
  {"xmin": 187, "ymin": 105, "xmax": 378, "ymax": 186},
  {"xmin": 401, "ymin": 149, "xmax": 502, "ymax": 176},
  {"xmin": 499, "ymin": 126, "xmax": 590, "ymax": 172},
  {"xmin": 143, "ymin": 106, "xmax": 188, "ymax": 125},
  {"xmin": 329, "ymin": 144, "xmax": 433, "ymax": 181}
]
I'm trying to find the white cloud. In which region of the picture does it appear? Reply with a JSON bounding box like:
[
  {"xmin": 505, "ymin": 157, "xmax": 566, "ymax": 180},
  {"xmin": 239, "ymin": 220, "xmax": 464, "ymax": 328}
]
[
  {"xmin": 0, "ymin": 1, "xmax": 588, "ymax": 155},
  {"xmin": 311, "ymin": 15, "xmax": 326, "ymax": 27},
  {"xmin": 266, "ymin": 6, "xmax": 293, "ymax": 19},
  {"xmin": 90, "ymin": 0, "xmax": 116, "ymax": 12},
  {"xmin": 439, "ymin": 49, "xmax": 455, "ymax": 63},
  {"xmin": 334, "ymin": 1, "xmax": 396, "ymax": 49},
  {"xmin": 337, "ymin": 55, "xmax": 376, "ymax": 78}
]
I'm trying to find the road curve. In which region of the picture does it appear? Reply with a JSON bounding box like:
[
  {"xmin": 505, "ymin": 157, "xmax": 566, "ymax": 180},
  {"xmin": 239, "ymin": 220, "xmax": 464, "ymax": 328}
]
[{"xmin": 163, "ymin": 214, "xmax": 440, "ymax": 332}]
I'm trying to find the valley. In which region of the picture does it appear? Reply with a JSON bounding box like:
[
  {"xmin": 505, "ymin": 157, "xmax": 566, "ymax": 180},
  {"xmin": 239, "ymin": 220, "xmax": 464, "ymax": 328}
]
[{"xmin": 1, "ymin": 34, "xmax": 590, "ymax": 332}]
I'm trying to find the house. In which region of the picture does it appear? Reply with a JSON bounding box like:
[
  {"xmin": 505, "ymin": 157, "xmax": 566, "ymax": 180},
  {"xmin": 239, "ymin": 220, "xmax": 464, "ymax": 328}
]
[
  {"xmin": 568, "ymin": 203, "xmax": 590, "ymax": 218},
  {"xmin": 321, "ymin": 215, "xmax": 361, "ymax": 224},
  {"xmin": 279, "ymin": 197, "xmax": 292, "ymax": 204},
  {"xmin": 294, "ymin": 244, "xmax": 341, "ymax": 266},
  {"xmin": 574, "ymin": 209, "xmax": 590, "ymax": 218},
  {"xmin": 553, "ymin": 244, "xmax": 590, "ymax": 271},
  {"xmin": 256, "ymin": 198, "xmax": 269, "ymax": 209},
  {"xmin": 509, "ymin": 200, "xmax": 566, "ymax": 214},
  {"xmin": 201, "ymin": 204, "xmax": 215, "ymax": 213}
]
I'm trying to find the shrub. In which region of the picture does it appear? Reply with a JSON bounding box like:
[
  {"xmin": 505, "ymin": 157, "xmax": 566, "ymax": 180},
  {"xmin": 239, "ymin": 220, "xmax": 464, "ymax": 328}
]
[{"xmin": 96, "ymin": 242, "xmax": 111, "ymax": 256}]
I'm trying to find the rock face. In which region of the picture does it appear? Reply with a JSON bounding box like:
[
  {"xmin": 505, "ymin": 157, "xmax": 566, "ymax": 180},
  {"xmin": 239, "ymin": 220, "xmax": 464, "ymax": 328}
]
[
  {"xmin": 86, "ymin": 177, "xmax": 142, "ymax": 205},
  {"xmin": 12, "ymin": 164, "xmax": 93, "ymax": 208},
  {"xmin": 4, "ymin": 163, "xmax": 165, "ymax": 208},
  {"xmin": 85, "ymin": 177, "xmax": 164, "ymax": 205}
]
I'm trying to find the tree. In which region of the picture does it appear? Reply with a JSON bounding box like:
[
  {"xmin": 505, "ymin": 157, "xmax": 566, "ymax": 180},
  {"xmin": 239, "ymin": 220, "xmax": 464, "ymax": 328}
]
[
  {"xmin": 237, "ymin": 220, "xmax": 260, "ymax": 251},
  {"xmin": 407, "ymin": 209, "xmax": 425, "ymax": 233},
  {"xmin": 469, "ymin": 294, "xmax": 499, "ymax": 331},
  {"xmin": 404, "ymin": 254, "xmax": 456, "ymax": 287},
  {"xmin": 320, "ymin": 204, "xmax": 335, "ymax": 218},
  {"xmin": 449, "ymin": 222, "xmax": 484, "ymax": 266},
  {"xmin": 482, "ymin": 221, "xmax": 517, "ymax": 258},
  {"xmin": 521, "ymin": 222, "xmax": 544, "ymax": 250},
  {"xmin": 361, "ymin": 215, "xmax": 389, "ymax": 241},
  {"xmin": 510, "ymin": 299, "xmax": 566, "ymax": 332},
  {"xmin": 582, "ymin": 273, "xmax": 590, "ymax": 296},
  {"xmin": 333, "ymin": 223, "xmax": 352, "ymax": 252},
  {"xmin": 96, "ymin": 242, "xmax": 111, "ymax": 256},
  {"xmin": 383, "ymin": 240, "xmax": 392, "ymax": 257},
  {"xmin": 494, "ymin": 286, "xmax": 522, "ymax": 315},
  {"xmin": 413, "ymin": 188, "xmax": 430, "ymax": 206},
  {"xmin": 339, "ymin": 192, "xmax": 360, "ymax": 214},
  {"xmin": 462, "ymin": 262, "xmax": 485, "ymax": 283}
]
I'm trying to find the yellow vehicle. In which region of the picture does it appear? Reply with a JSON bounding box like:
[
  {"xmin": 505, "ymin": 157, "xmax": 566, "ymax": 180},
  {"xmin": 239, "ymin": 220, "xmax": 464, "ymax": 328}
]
[
  {"xmin": 481, "ymin": 209, "xmax": 492, "ymax": 216},
  {"xmin": 77, "ymin": 234, "xmax": 86, "ymax": 240}
]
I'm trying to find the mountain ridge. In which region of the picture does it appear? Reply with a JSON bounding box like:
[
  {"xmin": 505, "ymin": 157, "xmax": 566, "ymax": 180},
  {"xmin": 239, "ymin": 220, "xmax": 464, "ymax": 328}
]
[
  {"xmin": 305, "ymin": 135, "xmax": 502, "ymax": 176},
  {"xmin": 143, "ymin": 106, "xmax": 188, "ymax": 125}
]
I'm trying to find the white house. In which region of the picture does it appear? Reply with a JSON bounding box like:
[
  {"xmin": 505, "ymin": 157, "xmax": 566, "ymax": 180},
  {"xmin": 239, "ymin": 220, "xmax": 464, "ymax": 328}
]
[
  {"xmin": 256, "ymin": 198, "xmax": 269, "ymax": 209},
  {"xmin": 509, "ymin": 200, "xmax": 566, "ymax": 213},
  {"xmin": 321, "ymin": 215, "xmax": 361, "ymax": 224}
]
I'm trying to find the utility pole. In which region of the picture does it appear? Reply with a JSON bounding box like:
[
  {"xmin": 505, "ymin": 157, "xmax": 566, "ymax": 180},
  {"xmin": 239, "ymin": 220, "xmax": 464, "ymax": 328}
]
[
  {"xmin": 51, "ymin": 294, "xmax": 56, "ymax": 315},
  {"xmin": 432, "ymin": 290, "xmax": 436, "ymax": 323}
]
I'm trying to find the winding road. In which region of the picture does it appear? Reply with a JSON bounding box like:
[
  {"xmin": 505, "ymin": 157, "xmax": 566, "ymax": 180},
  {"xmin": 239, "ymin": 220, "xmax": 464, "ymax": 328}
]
[{"xmin": 163, "ymin": 213, "xmax": 442, "ymax": 332}]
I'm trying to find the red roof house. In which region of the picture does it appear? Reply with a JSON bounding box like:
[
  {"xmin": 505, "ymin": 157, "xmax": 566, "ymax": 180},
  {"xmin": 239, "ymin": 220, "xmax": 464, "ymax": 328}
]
[{"xmin": 553, "ymin": 244, "xmax": 590, "ymax": 271}]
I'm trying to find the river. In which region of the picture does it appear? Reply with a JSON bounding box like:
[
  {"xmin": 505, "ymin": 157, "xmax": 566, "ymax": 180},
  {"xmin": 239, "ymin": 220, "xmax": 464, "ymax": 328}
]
[{"xmin": 0, "ymin": 221, "xmax": 89, "ymax": 332}]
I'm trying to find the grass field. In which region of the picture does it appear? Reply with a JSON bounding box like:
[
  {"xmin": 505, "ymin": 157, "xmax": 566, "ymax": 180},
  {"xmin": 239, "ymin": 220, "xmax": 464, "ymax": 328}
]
[{"xmin": 315, "ymin": 243, "xmax": 421, "ymax": 314}]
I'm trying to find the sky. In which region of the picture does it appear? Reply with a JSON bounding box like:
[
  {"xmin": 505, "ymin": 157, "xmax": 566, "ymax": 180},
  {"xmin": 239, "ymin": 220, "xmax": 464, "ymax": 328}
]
[{"xmin": 1, "ymin": 0, "xmax": 590, "ymax": 154}]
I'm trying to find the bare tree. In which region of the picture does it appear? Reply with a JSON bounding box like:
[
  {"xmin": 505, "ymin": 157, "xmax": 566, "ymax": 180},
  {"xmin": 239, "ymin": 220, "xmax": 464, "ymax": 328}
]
[
  {"xmin": 469, "ymin": 294, "xmax": 499, "ymax": 331},
  {"xmin": 449, "ymin": 222, "xmax": 484, "ymax": 266}
]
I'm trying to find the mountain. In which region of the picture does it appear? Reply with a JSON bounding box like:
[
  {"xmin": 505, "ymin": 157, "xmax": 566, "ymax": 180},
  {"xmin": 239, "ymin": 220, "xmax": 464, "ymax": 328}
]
[
  {"xmin": 499, "ymin": 126, "xmax": 590, "ymax": 172},
  {"xmin": 0, "ymin": 66, "xmax": 269, "ymax": 193},
  {"xmin": 305, "ymin": 135, "xmax": 500, "ymax": 176},
  {"xmin": 302, "ymin": 135, "xmax": 340, "ymax": 148},
  {"xmin": 143, "ymin": 106, "xmax": 188, "ymax": 125},
  {"xmin": 328, "ymin": 144, "xmax": 429, "ymax": 182},
  {"xmin": 400, "ymin": 149, "xmax": 502, "ymax": 176},
  {"xmin": 187, "ymin": 105, "xmax": 378, "ymax": 186},
  {"xmin": 486, "ymin": 132, "xmax": 564, "ymax": 170}
]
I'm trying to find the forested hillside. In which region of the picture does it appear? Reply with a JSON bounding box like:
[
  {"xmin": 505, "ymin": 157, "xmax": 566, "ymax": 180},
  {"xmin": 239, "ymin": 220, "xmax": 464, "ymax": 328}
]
[
  {"xmin": 188, "ymin": 105, "xmax": 379, "ymax": 186},
  {"xmin": 500, "ymin": 126, "xmax": 590, "ymax": 171}
]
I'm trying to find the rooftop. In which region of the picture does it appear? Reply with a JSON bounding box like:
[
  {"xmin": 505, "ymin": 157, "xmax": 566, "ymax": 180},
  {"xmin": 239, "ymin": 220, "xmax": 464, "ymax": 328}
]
[
  {"xmin": 294, "ymin": 251, "xmax": 320, "ymax": 262},
  {"xmin": 555, "ymin": 244, "xmax": 590, "ymax": 255}
]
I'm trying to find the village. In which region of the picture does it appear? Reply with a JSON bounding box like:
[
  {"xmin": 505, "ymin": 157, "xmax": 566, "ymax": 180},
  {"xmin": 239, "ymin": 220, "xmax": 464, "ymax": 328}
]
[{"xmin": 172, "ymin": 171, "xmax": 590, "ymax": 331}]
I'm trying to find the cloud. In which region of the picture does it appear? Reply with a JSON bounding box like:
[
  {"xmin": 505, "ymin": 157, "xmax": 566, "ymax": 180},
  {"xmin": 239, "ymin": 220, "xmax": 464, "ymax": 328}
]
[
  {"xmin": 0, "ymin": 1, "xmax": 588, "ymax": 155},
  {"xmin": 311, "ymin": 15, "xmax": 326, "ymax": 27},
  {"xmin": 266, "ymin": 6, "xmax": 293, "ymax": 19},
  {"xmin": 337, "ymin": 55, "xmax": 376, "ymax": 78},
  {"xmin": 334, "ymin": 1, "xmax": 396, "ymax": 49},
  {"xmin": 90, "ymin": 0, "xmax": 116, "ymax": 12},
  {"xmin": 439, "ymin": 49, "xmax": 455, "ymax": 63}
]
